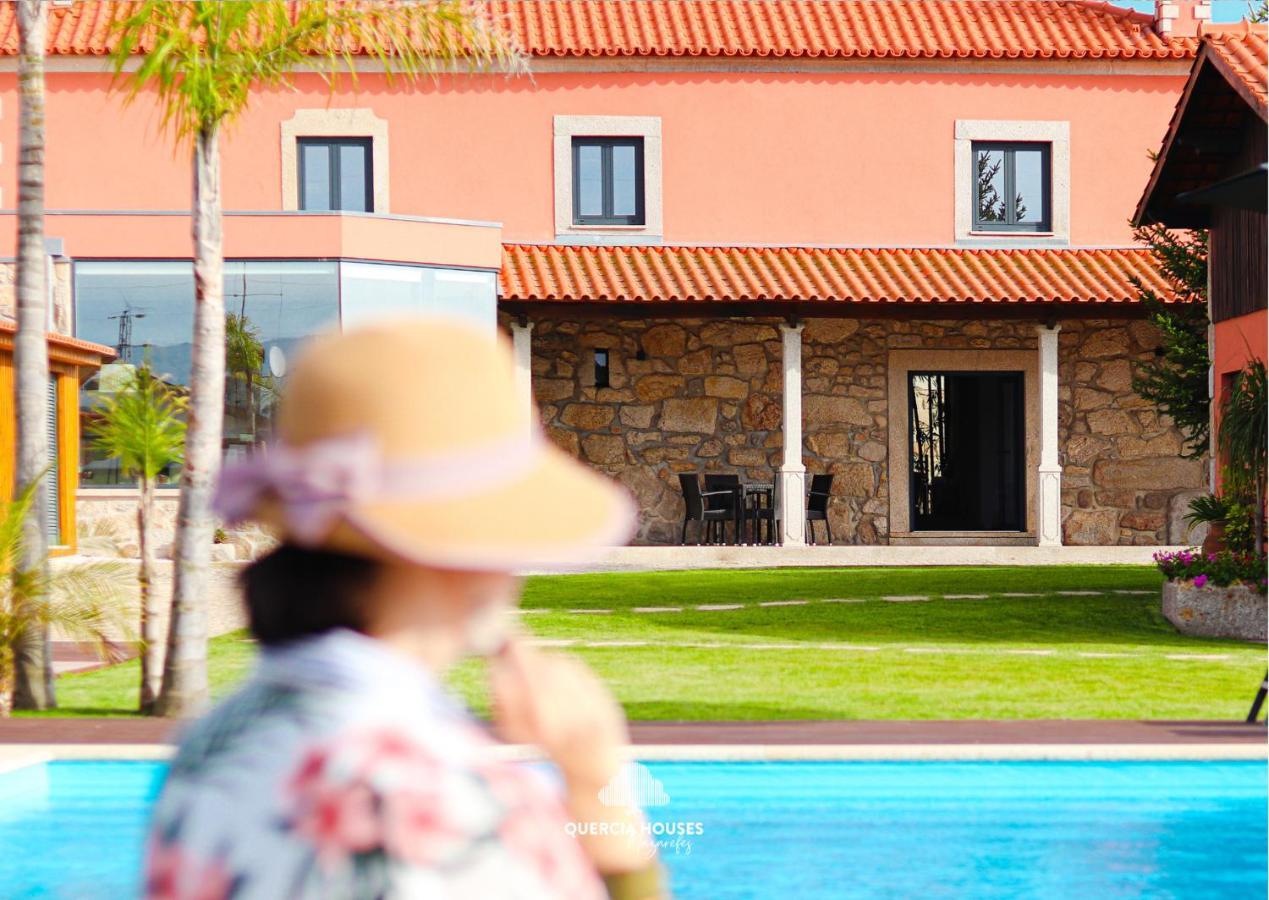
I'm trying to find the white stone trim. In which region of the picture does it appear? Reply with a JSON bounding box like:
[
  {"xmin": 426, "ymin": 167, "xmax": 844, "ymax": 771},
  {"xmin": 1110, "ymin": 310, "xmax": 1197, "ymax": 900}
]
[
  {"xmin": 553, "ymin": 115, "xmax": 663, "ymax": 240},
  {"xmin": 510, "ymin": 320, "xmax": 535, "ymax": 419},
  {"xmin": 280, "ymin": 108, "xmax": 390, "ymax": 213},
  {"xmin": 779, "ymin": 322, "xmax": 806, "ymax": 546},
  {"xmin": 1036, "ymin": 325, "xmax": 1063, "ymax": 547},
  {"xmin": 953, "ymin": 120, "xmax": 1070, "ymax": 247},
  {"xmin": 887, "ymin": 349, "xmax": 1040, "ymax": 537}
]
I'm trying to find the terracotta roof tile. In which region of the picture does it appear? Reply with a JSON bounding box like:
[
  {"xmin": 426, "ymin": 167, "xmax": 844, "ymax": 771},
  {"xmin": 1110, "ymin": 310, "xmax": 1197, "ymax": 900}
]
[
  {"xmin": 1203, "ymin": 25, "xmax": 1269, "ymax": 117},
  {"xmin": 499, "ymin": 244, "xmax": 1171, "ymax": 305},
  {"xmin": 0, "ymin": 319, "xmax": 116, "ymax": 359},
  {"xmin": 0, "ymin": 0, "xmax": 1194, "ymax": 61},
  {"xmin": 490, "ymin": 0, "xmax": 1192, "ymax": 60}
]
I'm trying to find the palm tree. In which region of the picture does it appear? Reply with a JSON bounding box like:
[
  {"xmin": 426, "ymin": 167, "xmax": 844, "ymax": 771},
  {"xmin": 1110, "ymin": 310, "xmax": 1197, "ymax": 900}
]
[
  {"xmin": 1219, "ymin": 360, "xmax": 1267, "ymax": 553},
  {"xmin": 111, "ymin": 1, "xmax": 524, "ymax": 717},
  {"xmin": 11, "ymin": 0, "xmax": 52, "ymax": 711},
  {"xmin": 225, "ymin": 312, "xmax": 265, "ymax": 443},
  {"xmin": 87, "ymin": 364, "xmax": 187, "ymax": 712},
  {"xmin": 0, "ymin": 480, "xmax": 134, "ymax": 717}
]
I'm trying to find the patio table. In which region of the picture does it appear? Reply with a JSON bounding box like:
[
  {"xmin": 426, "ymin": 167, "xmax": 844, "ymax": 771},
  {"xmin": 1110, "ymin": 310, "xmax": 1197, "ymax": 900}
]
[{"xmin": 741, "ymin": 482, "xmax": 776, "ymax": 545}]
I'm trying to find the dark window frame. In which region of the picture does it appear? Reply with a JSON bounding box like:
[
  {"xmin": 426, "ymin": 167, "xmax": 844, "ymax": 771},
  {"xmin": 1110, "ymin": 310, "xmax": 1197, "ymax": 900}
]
[
  {"xmin": 971, "ymin": 141, "xmax": 1051, "ymax": 233},
  {"xmin": 594, "ymin": 349, "xmax": 611, "ymax": 389},
  {"xmin": 298, "ymin": 137, "xmax": 374, "ymax": 213},
  {"xmin": 571, "ymin": 137, "xmax": 645, "ymax": 226}
]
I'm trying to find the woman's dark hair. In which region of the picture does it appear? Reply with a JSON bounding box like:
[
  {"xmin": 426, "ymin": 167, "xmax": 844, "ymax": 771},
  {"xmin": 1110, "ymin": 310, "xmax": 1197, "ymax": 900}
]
[{"xmin": 242, "ymin": 543, "xmax": 382, "ymax": 646}]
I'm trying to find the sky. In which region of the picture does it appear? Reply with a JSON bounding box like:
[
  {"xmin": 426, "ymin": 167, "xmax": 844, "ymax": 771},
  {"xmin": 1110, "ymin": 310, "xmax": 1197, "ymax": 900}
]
[{"xmin": 1119, "ymin": 0, "xmax": 1257, "ymax": 23}]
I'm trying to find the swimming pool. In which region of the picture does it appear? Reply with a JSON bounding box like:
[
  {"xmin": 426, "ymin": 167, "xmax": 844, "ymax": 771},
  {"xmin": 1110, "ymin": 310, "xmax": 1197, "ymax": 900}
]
[{"xmin": 0, "ymin": 759, "xmax": 1264, "ymax": 898}]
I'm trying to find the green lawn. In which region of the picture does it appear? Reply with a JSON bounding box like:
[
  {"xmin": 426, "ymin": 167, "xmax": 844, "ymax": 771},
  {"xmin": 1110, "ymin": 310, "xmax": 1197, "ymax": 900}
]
[{"xmin": 25, "ymin": 566, "xmax": 1265, "ymax": 720}]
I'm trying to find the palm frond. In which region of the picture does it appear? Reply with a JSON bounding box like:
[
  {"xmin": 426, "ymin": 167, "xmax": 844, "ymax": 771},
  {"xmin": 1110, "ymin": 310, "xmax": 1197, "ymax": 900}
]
[
  {"xmin": 111, "ymin": 0, "xmax": 528, "ymax": 141},
  {"xmin": 86, "ymin": 363, "xmax": 187, "ymax": 483}
]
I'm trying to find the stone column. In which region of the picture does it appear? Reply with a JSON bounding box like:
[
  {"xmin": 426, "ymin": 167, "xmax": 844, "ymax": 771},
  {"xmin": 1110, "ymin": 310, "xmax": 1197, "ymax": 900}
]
[
  {"xmin": 1037, "ymin": 324, "xmax": 1063, "ymax": 546},
  {"xmin": 510, "ymin": 320, "xmax": 535, "ymax": 418},
  {"xmin": 779, "ymin": 322, "xmax": 807, "ymax": 546}
]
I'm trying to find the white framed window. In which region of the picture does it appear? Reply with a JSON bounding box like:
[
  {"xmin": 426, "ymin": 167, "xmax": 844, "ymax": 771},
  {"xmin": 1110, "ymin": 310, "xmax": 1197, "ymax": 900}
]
[
  {"xmin": 954, "ymin": 121, "xmax": 1069, "ymax": 246},
  {"xmin": 554, "ymin": 115, "xmax": 662, "ymax": 240}
]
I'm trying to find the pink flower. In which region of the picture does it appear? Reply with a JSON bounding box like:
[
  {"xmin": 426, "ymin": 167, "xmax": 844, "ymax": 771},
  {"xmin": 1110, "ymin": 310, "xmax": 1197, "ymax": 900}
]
[
  {"xmin": 500, "ymin": 804, "xmax": 606, "ymax": 900},
  {"xmin": 287, "ymin": 728, "xmax": 461, "ymax": 867},
  {"xmin": 1193, "ymin": 574, "xmax": 1209, "ymax": 588},
  {"xmin": 291, "ymin": 779, "xmax": 383, "ymax": 865},
  {"xmin": 144, "ymin": 840, "xmax": 233, "ymax": 900},
  {"xmin": 381, "ymin": 788, "xmax": 466, "ymax": 866}
]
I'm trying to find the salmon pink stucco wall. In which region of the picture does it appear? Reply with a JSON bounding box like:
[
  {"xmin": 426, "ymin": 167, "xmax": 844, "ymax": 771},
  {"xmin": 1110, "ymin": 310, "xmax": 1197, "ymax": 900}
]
[
  {"xmin": 1, "ymin": 66, "xmax": 1185, "ymax": 248},
  {"xmin": 1213, "ymin": 308, "xmax": 1268, "ymax": 420}
]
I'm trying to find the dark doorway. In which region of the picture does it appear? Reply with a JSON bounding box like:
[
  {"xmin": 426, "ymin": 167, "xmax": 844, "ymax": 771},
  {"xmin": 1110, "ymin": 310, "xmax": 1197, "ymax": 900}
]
[{"xmin": 908, "ymin": 371, "xmax": 1025, "ymax": 531}]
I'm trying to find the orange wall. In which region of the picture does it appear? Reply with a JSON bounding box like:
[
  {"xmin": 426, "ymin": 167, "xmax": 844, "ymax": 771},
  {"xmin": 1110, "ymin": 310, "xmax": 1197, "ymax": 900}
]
[
  {"xmin": 1213, "ymin": 308, "xmax": 1268, "ymax": 414},
  {"xmin": 0, "ymin": 66, "xmax": 1184, "ymax": 248}
]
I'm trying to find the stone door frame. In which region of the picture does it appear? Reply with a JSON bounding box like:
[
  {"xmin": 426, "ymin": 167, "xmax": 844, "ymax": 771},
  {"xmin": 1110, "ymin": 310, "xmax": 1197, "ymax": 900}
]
[{"xmin": 886, "ymin": 348, "xmax": 1040, "ymax": 540}]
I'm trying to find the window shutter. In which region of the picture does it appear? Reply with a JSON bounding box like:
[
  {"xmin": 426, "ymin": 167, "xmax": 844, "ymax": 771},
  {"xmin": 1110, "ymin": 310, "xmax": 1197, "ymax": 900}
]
[{"xmin": 45, "ymin": 376, "xmax": 61, "ymax": 544}]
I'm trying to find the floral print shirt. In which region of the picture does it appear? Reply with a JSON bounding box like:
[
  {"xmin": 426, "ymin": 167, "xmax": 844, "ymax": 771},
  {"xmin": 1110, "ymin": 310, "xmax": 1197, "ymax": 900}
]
[{"xmin": 147, "ymin": 629, "xmax": 606, "ymax": 900}]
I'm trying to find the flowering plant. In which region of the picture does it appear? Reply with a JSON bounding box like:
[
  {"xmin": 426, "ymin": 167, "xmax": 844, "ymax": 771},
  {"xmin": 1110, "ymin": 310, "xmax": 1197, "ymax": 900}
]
[{"xmin": 1153, "ymin": 548, "xmax": 1268, "ymax": 593}]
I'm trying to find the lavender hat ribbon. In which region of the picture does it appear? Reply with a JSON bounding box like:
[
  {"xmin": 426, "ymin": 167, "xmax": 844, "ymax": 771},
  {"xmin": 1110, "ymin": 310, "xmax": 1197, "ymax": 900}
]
[{"xmin": 213, "ymin": 430, "xmax": 542, "ymax": 544}]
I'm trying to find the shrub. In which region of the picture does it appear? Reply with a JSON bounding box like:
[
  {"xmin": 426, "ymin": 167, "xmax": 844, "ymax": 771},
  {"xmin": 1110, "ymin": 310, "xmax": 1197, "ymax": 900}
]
[{"xmin": 1153, "ymin": 548, "xmax": 1267, "ymax": 593}]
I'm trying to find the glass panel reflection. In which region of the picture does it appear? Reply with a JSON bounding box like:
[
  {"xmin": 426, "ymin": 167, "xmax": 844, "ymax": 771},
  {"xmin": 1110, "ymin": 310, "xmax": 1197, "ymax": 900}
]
[
  {"xmin": 576, "ymin": 144, "xmax": 604, "ymax": 217},
  {"xmin": 611, "ymin": 143, "xmax": 638, "ymax": 217},
  {"xmin": 338, "ymin": 143, "xmax": 369, "ymax": 212},
  {"xmin": 975, "ymin": 148, "xmax": 1006, "ymax": 223},
  {"xmin": 300, "ymin": 143, "xmax": 331, "ymax": 211},
  {"xmin": 1013, "ymin": 148, "xmax": 1045, "ymax": 225},
  {"xmin": 76, "ymin": 261, "xmax": 339, "ymax": 486},
  {"xmin": 909, "ymin": 372, "xmax": 1025, "ymax": 532}
]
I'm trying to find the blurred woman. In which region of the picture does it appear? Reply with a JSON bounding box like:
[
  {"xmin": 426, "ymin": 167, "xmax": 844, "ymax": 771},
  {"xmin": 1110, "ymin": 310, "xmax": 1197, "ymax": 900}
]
[{"xmin": 145, "ymin": 320, "xmax": 663, "ymax": 899}]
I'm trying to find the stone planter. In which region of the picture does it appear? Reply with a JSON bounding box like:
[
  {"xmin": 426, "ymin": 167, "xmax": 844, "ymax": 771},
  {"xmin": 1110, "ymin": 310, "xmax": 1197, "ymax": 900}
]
[{"xmin": 1161, "ymin": 580, "xmax": 1267, "ymax": 641}]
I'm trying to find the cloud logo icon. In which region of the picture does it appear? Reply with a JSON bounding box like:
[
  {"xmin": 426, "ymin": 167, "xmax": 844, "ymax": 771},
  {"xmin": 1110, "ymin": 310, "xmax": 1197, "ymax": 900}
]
[{"xmin": 598, "ymin": 762, "xmax": 670, "ymax": 808}]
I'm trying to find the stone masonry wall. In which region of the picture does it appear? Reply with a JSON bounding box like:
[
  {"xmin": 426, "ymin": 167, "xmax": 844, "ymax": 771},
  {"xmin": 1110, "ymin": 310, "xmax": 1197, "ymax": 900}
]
[
  {"xmin": 518, "ymin": 314, "xmax": 1205, "ymax": 546},
  {"xmin": 1058, "ymin": 318, "xmax": 1207, "ymax": 545},
  {"xmin": 70, "ymin": 313, "xmax": 1205, "ymax": 551},
  {"xmin": 0, "ymin": 259, "xmax": 74, "ymax": 333}
]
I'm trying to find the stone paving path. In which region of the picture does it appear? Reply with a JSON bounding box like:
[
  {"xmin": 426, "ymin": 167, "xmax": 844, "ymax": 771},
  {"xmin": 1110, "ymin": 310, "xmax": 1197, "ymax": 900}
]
[
  {"xmin": 526, "ymin": 637, "xmax": 1237, "ymax": 662},
  {"xmin": 513, "ymin": 589, "xmax": 1158, "ymax": 619},
  {"xmin": 514, "ymin": 590, "xmax": 1245, "ymax": 663}
]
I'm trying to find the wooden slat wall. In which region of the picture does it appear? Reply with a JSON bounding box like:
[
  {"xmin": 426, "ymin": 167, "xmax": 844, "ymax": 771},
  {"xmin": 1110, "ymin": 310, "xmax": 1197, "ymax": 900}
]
[
  {"xmin": 1210, "ymin": 122, "xmax": 1268, "ymax": 324},
  {"xmin": 0, "ymin": 352, "xmax": 85, "ymax": 556},
  {"xmin": 53, "ymin": 366, "xmax": 79, "ymax": 556}
]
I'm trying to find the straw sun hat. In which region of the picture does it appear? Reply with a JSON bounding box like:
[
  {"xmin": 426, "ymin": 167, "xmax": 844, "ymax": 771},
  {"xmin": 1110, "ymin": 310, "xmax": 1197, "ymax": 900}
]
[{"xmin": 214, "ymin": 319, "xmax": 636, "ymax": 570}]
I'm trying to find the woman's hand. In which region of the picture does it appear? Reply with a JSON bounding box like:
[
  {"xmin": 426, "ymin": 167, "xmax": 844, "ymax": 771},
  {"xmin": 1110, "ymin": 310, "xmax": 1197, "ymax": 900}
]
[
  {"xmin": 490, "ymin": 638, "xmax": 657, "ymax": 878},
  {"xmin": 490, "ymin": 637, "xmax": 629, "ymax": 794}
]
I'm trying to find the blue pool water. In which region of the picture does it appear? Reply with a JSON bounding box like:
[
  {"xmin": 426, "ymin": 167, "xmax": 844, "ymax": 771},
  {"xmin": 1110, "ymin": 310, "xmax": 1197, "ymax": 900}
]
[{"xmin": 0, "ymin": 760, "xmax": 1264, "ymax": 898}]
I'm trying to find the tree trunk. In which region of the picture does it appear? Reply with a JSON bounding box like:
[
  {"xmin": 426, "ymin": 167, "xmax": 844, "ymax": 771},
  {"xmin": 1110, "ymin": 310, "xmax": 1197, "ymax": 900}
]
[
  {"xmin": 0, "ymin": 651, "xmax": 12, "ymax": 718},
  {"xmin": 155, "ymin": 124, "xmax": 224, "ymax": 719},
  {"xmin": 12, "ymin": 0, "xmax": 52, "ymax": 712},
  {"xmin": 137, "ymin": 476, "xmax": 161, "ymax": 713}
]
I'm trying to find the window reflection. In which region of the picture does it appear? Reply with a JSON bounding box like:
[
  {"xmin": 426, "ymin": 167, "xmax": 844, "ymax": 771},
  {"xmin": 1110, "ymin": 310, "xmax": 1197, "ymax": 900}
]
[
  {"xmin": 576, "ymin": 144, "xmax": 604, "ymax": 218},
  {"xmin": 340, "ymin": 262, "xmax": 496, "ymax": 330},
  {"xmin": 908, "ymin": 372, "xmax": 1025, "ymax": 532},
  {"xmin": 975, "ymin": 149, "xmax": 1007, "ymax": 223},
  {"xmin": 76, "ymin": 261, "xmax": 339, "ymax": 486},
  {"xmin": 1013, "ymin": 148, "xmax": 1045, "ymax": 225},
  {"xmin": 971, "ymin": 141, "xmax": 1050, "ymax": 232},
  {"xmin": 76, "ymin": 259, "xmax": 496, "ymax": 487}
]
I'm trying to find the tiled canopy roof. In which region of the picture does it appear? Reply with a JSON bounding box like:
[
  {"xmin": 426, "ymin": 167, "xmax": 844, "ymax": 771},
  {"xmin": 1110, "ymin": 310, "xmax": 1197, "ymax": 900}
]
[
  {"xmin": 0, "ymin": 0, "xmax": 1194, "ymax": 61},
  {"xmin": 0, "ymin": 319, "xmax": 116, "ymax": 359},
  {"xmin": 1204, "ymin": 26, "xmax": 1269, "ymax": 117},
  {"xmin": 1134, "ymin": 23, "xmax": 1268, "ymax": 225},
  {"xmin": 499, "ymin": 244, "xmax": 1172, "ymax": 306}
]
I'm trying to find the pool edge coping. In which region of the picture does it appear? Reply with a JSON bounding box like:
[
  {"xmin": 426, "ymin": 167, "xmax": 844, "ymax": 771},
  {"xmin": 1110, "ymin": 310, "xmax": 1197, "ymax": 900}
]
[{"xmin": 2, "ymin": 742, "xmax": 1265, "ymax": 765}]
